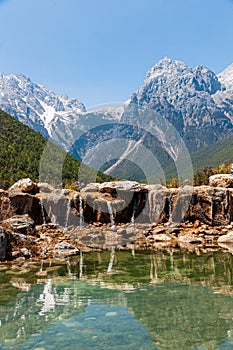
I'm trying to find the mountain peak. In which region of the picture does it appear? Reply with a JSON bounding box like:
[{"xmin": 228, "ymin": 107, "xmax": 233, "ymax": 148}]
[{"xmin": 145, "ymin": 57, "xmax": 188, "ymax": 82}]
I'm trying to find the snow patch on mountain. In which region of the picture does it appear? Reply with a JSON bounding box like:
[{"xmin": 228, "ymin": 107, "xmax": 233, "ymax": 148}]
[
  {"xmin": 218, "ymin": 63, "xmax": 233, "ymax": 91},
  {"xmin": 0, "ymin": 73, "xmax": 86, "ymax": 138}
]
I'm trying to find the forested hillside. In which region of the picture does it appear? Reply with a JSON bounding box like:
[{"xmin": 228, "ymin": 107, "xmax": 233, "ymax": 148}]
[{"xmin": 0, "ymin": 110, "xmax": 110, "ymax": 189}]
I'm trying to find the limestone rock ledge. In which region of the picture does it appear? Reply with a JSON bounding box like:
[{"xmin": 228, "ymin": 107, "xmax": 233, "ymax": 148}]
[
  {"xmin": 209, "ymin": 174, "xmax": 233, "ymax": 188},
  {"xmin": 1, "ymin": 176, "xmax": 233, "ymax": 261}
]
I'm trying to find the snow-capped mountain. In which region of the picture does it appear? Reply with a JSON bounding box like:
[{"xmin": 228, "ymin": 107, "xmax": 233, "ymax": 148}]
[
  {"xmin": 1, "ymin": 57, "xmax": 233, "ymax": 179},
  {"xmin": 0, "ymin": 73, "xmax": 86, "ymax": 138},
  {"xmin": 0, "ymin": 73, "xmax": 119, "ymax": 152},
  {"xmin": 122, "ymin": 57, "xmax": 233, "ymax": 150}
]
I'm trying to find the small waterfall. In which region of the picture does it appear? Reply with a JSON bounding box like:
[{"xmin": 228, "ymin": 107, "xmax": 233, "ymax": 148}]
[
  {"xmin": 64, "ymin": 198, "xmax": 72, "ymax": 229},
  {"xmin": 210, "ymin": 194, "xmax": 214, "ymax": 226},
  {"xmin": 130, "ymin": 198, "xmax": 137, "ymax": 225},
  {"xmin": 168, "ymin": 193, "xmax": 173, "ymax": 222},
  {"xmin": 51, "ymin": 214, "xmax": 57, "ymax": 225},
  {"xmin": 149, "ymin": 191, "xmax": 156, "ymax": 224},
  {"xmin": 107, "ymin": 247, "xmax": 115, "ymax": 273},
  {"xmin": 39, "ymin": 198, "xmax": 46, "ymax": 225},
  {"xmin": 107, "ymin": 201, "xmax": 115, "ymax": 227},
  {"xmin": 79, "ymin": 251, "xmax": 83, "ymax": 279},
  {"xmin": 79, "ymin": 196, "xmax": 84, "ymax": 229}
]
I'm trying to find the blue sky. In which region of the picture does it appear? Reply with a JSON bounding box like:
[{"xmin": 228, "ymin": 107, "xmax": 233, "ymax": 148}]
[{"xmin": 0, "ymin": 0, "xmax": 233, "ymax": 106}]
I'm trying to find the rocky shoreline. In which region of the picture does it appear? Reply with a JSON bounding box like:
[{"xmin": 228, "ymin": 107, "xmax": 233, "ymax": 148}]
[{"xmin": 2, "ymin": 175, "xmax": 233, "ymax": 262}]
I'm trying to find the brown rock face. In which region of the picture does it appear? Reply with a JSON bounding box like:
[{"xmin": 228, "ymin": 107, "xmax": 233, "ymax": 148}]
[
  {"xmin": 209, "ymin": 174, "xmax": 233, "ymax": 188},
  {"xmin": 80, "ymin": 183, "xmax": 148, "ymax": 224},
  {"xmin": 0, "ymin": 190, "xmax": 42, "ymax": 224},
  {"xmin": 8, "ymin": 178, "xmax": 38, "ymax": 194},
  {"xmin": 187, "ymin": 186, "xmax": 233, "ymax": 226},
  {"xmin": 2, "ymin": 177, "xmax": 233, "ymax": 228},
  {"xmin": 9, "ymin": 192, "xmax": 42, "ymax": 224},
  {"xmin": 2, "ymin": 214, "xmax": 35, "ymax": 235},
  {"xmin": 80, "ymin": 181, "xmax": 233, "ymax": 226},
  {"xmin": 0, "ymin": 190, "xmax": 13, "ymax": 221},
  {"xmin": 0, "ymin": 227, "xmax": 10, "ymax": 261}
]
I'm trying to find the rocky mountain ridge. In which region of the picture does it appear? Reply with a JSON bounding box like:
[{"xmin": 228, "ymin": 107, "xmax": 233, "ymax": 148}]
[
  {"xmin": 124, "ymin": 58, "xmax": 233, "ymax": 149},
  {"xmin": 1, "ymin": 58, "xmax": 233, "ymax": 177}
]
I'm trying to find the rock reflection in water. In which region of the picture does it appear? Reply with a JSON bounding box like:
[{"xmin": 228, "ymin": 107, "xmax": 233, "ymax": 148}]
[{"xmin": 1, "ymin": 251, "xmax": 233, "ymax": 349}]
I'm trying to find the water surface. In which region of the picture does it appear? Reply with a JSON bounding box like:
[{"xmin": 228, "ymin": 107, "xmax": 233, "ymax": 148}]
[{"xmin": 1, "ymin": 250, "xmax": 233, "ymax": 349}]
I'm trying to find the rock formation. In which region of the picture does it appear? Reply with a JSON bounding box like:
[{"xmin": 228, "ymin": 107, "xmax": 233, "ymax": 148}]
[{"xmin": 1, "ymin": 175, "xmax": 233, "ymax": 261}]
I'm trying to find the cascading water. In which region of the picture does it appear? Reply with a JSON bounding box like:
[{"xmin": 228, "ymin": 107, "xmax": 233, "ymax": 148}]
[
  {"xmin": 64, "ymin": 198, "xmax": 72, "ymax": 229},
  {"xmin": 39, "ymin": 198, "xmax": 46, "ymax": 225},
  {"xmin": 210, "ymin": 194, "xmax": 214, "ymax": 225},
  {"xmin": 149, "ymin": 191, "xmax": 156, "ymax": 224},
  {"xmin": 149, "ymin": 190, "xmax": 165, "ymax": 224},
  {"xmin": 168, "ymin": 194, "xmax": 173, "ymax": 222},
  {"xmin": 107, "ymin": 201, "xmax": 115, "ymax": 227},
  {"xmin": 51, "ymin": 214, "xmax": 57, "ymax": 225},
  {"xmin": 130, "ymin": 198, "xmax": 137, "ymax": 225},
  {"xmin": 79, "ymin": 196, "xmax": 84, "ymax": 229}
]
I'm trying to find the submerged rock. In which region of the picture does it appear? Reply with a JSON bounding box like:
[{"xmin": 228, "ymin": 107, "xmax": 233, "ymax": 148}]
[
  {"xmin": 54, "ymin": 242, "xmax": 79, "ymax": 256},
  {"xmin": 178, "ymin": 234, "xmax": 203, "ymax": 244}
]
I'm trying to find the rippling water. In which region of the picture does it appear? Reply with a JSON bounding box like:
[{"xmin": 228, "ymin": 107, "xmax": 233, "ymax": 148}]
[{"xmin": 1, "ymin": 250, "xmax": 233, "ymax": 349}]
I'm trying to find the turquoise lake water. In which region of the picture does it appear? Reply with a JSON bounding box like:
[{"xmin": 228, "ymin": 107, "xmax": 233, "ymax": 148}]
[{"xmin": 1, "ymin": 250, "xmax": 233, "ymax": 349}]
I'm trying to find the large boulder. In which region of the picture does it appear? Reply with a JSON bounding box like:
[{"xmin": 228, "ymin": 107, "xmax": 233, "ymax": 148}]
[
  {"xmin": 2, "ymin": 214, "xmax": 35, "ymax": 235},
  {"xmin": 8, "ymin": 178, "xmax": 38, "ymax": 194},
  {"xmin": 169, "ymin": 186, "xmax": 193, "ymax": 223},
  {"xmin": 37, "ymin": 182, "xmax": 55, "ymax": 193},
  {"xmin": 81, "ymin": 192, "xmax": 126, "ymax": 223},
  {"xmin": 172, "ymin": 186, "xmax": 233, "ymax": 226},
  {"xmin": 209, "ymin": 174, "xmax": 233, "ymax": 188},
  {"xmin": 9, "ymin": 192, "xmax": 43, "ymax": 224},
  {"xmin": 218, "ymin": 231, "xmax": 233, "ymax": 244},
  {"xmin": 98, "ymin": 181, "xmax": 146, "ymax": 194},
  {"xmin": 0, "ymin": 190, "xmax": 43, "ymax": 224},
  {"xmin": 54, "ymin": 242, "xmax": 79, "ymax": 256},
  {"xmin": 36, "ymin": 189, "xmax": 80, "ymax": 227}
]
